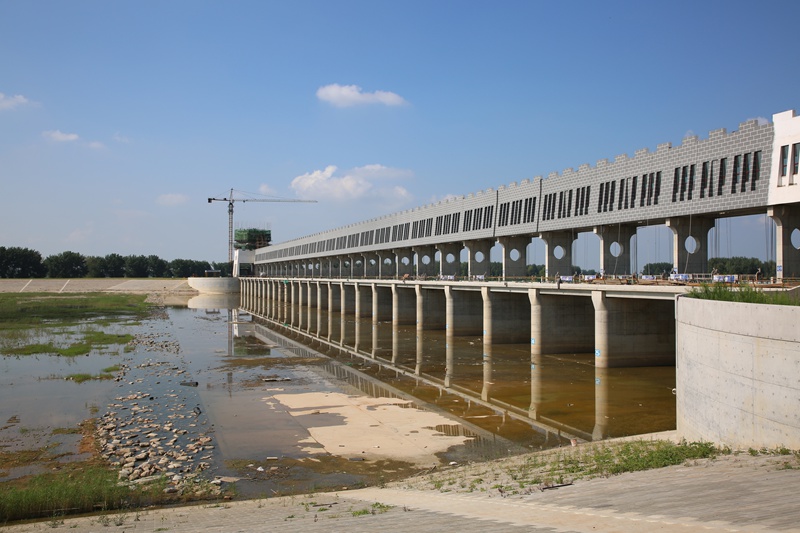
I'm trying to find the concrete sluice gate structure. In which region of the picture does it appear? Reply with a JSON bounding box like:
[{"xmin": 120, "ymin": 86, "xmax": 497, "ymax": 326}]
[
  {"xmin": 255, "ymin": 109, "xmax": 800, "ymax": 281},
  {"xmin": 240, "ymin": 108, "xmax": 800, "ymax": 450}
]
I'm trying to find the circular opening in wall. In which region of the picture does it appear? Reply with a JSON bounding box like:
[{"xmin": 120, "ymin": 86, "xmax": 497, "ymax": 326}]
[
  {"xmin": 610, "ymin": 242, "xmax": 623, "ymax": 258},
  {"xmin": 401, "ymin": 257, "xmax": 410, "ymax": 266},
  {"xmin": 475, "ymin": 251, "xmax": 485, "ymax": 263},
  {"xmin": 369, "ymin": 259, "xmax": 376, "ymax": 267},
  {"xmin": 792, "ymin": 228, "xmax": 800, "ymax": 250},
  {"xmin": 553, "ymin": 246, "xmax": 565, "ymax": 260},
  {"xmin": 343, "ymin": 261, "xmax": 350, "ymax": 268},
  {"xmin": 684, "ymin": 236, "xmax": 699, "ymax": 254},
  {"xmin": 355, "ymin": 260, "xmax": 363, "ymax": 268},
  {"xmin": 446, "ymin": 253, "xmax": 456, "ymax": 264},
  {"xmin": 384, "ymin": 258, "xmax": 393, "ymax": 266},
  {"xmin": 421, "ymin": 255, "xmax": 431, "ymax": 265},
  {"xmin": 510, "ymin": 249, "xmax": 521, "ymax": 261}
]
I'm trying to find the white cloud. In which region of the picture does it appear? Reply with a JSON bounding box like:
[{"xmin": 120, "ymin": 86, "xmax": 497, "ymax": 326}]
[
  {"xmin": 0, "ymin": 93, "xmax": 29, "ymax": 111},
  {"xmin": 113, "ymin": 132, "xmax": 131, "ymax": 143},
  {"xmin": 316, "ymin": 84, "xmax": 408, "ymax": 108},
  {"xmin": 87, "ymin": 141, "xmax": 105, "ymax": 150},
  {"xmin": 258, "ymin": 184, "xmax": 279, "ymax": 196},
  {"xmin": 43, "ymin": 130, "xmax": 79, "ymax": 142},
  {"xmin": 290, "ymin": 164, "xmax": 412, "ymax": 203},
  {"xmin": 156, "ymin": 193, "xmax": 189, "ymax": 206}
]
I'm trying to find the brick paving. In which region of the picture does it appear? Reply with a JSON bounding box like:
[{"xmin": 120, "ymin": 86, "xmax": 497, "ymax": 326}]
[{"xmin": 5, "ymin": 453, "xmax": 799, "ymax": 532}]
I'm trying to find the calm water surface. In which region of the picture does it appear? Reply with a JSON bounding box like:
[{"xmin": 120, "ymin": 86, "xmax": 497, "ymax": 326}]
[{"xmin": 0, "ymin": 295, "xmax": 675, "ymax": 495}]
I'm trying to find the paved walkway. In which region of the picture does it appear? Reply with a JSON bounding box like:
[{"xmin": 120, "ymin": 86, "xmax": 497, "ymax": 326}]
[
  {"xmin": 6, "ymin": 453, "xmax": 799, "ymax": 532},
  {"xmin": 0, "ymin": 278, "xmax": 195, "ymax": 293}
]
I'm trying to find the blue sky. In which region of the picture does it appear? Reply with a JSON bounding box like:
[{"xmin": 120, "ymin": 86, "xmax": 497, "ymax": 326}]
[{"xmin": 1, "ymin": 1, "xmax": 798, "ymax": 268}]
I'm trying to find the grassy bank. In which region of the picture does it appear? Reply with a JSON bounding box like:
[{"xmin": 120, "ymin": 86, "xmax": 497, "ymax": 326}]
[
  {"xmin": 688, "ymin": 283, "xmax": 800, "ymax": 306},
  {"xmin": 0, "ymin": 293, "xmax": 146, "ymax": 356},
  {"xmin": 403, "ymin": 439, "xmax": 732, "ymax": 495},
  {"xmin": 0, "ymin": 292, "xmax": 150, "ymax": 331}
]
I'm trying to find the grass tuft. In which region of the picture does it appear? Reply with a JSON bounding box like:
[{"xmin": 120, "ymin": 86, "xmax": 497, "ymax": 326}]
[{"xmin": 688, "ymin": 283, "xmax": 800, "ymax": 306}]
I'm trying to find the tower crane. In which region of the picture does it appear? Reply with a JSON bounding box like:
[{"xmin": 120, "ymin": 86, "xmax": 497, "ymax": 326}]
[{"xmin": 208, "ymin": 188, "xmax": 317, "ymax": 262}]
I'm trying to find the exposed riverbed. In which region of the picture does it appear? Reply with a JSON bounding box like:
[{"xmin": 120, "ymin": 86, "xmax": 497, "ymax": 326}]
[{"xmin": 0, "ymin": 290, "xmax": 675, "ymax": 499}]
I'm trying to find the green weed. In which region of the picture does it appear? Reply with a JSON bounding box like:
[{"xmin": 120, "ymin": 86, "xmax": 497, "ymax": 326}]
[{"xmin": 688, "ymin": 283, "xmax": 800, "ymax": 306}]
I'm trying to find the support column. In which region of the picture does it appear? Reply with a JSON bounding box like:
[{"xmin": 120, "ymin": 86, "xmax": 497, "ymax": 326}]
[
  {"xmin": 378, "ymin": 251, "xmax": 397, "ymax": 279},
  {"xmin": 594, "ymin": 224, "xmax": 637, "ymax": 276},
  {"xmin": 363, "ymin": 253, "xmax": 379, "ymax": 278},
  {"xmin": 348, "ymin": 255, "xmax": 364, "ymax": 278},
  {"xmin": 436, "ymin": 243, "xmax": 462, "ymax": 277},
  {"xmin": 481, "ymin": 344, "xmax": 493, "ymax": 402},
  {"xmin": 416, "ymin": 285, "xmax": 445, "ymax": 331},
  {"xmin": 394, "ymin": 248, "xmax": 414, "ymax": 279},
  {"xmin": 373, "ymin": 284, "xmax": 392, "ymax": 323},
  {"xmin": 482, "ymin": 287, "xmax": 530, "ymax": 345},
  {"xmin": 413, "ymin": 246, "xmax": 436, "ymax": 278},
  {"xmin": 445, "ymin": 285, "xmax": 483, "ymax": 337},
  {"xmin": 529, "ymin": 288, "xmax": 594, "ymax": 354},
  {"xmin": 328, "ymin": 282, "xmax": 341, "ymax": 313},
  {"xmin": 464, "ymin": 239, "xmax": 493, "ymax": 278},
  {"xmin": 592, "ymin": 290, "xmax": 675, "ymax": 368},
  {"xmin": 341, "ymin": 257, "xmax": 350, "ymax": 278},
  {"xmin": 666, "ymin": 216, "xmax": 715, "ymax": 274},
  {"xmin": 538, "ymin": 231, "xmax": 574, "ymax": 278},
  {"xmin": 341, "ymin": 282, "xmax": 355, "ymax": 315},
  {"xmin": 355, "ymin": 283, "xmax": 372, "ymax": 320},
  {"xmin": 768, "ymin": 204, "xmax": 800, "ymax": 279},
  {"xmin": 392, "ymin": 284, "xmax": 416, "ymax": 325},
  {"xmin": 498, "ymin": 236, "xmax": 531, "ymax": 279}
]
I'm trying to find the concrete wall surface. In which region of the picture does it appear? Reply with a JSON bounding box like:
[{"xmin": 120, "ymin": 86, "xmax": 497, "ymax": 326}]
[
  {"xmin": 187, "ymin": 277, "xmax": 240, "ymax": 294},
  {"xmin": 676, "ymin": 296, "xmax": 800, "ymax": 449}
]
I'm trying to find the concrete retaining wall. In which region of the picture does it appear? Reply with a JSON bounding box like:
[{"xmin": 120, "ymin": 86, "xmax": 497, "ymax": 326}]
[
  {"xmin": 187, "ymin": 277, "xmax": 240, "ymax": 294},
  {"xmin": 676, "ymin": 296, "xmax": 800, "ymax": 449}
]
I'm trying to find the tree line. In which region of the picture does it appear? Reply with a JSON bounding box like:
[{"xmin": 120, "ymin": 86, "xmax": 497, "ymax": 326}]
[
  {"xmin": 0, "ymin": 247, "xmax": 232, "ymax": 279},
  {"xmin": 641, "ymin": 258, "xmax": 775, "ymax": 277}
]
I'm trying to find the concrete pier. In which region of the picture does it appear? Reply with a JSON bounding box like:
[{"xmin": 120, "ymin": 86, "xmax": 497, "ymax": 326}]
[{"xmin": 242, "ymin": 277, "xmax": 682, "ymax": 369}]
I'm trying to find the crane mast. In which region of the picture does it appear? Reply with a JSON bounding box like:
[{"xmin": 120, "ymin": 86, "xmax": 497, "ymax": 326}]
[{"xmin": 208, "ymin": 188, "xmax": 316, "ymax": 263}]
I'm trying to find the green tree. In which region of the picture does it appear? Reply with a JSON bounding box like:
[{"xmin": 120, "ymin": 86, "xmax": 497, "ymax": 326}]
[
  {"xmin": 105, "ymin": 253, "xmax": 126, "ymax": 277},
  {"xmin": 43, "ymin": 251, "xmax": 87, "ymax": 278},
  {"xmin": 147, "ymin": 255, "xmax": 169, "ymax": 277},
  {"xmin": 641, "ymin": 262, "xmax": 673, "ymax": 276},
  {"xmin": 124, "ymin": 255, "xmax": 149, "ymax": 278},
  {"xmin": 169, "ymin": 259, "xmax": 210, "ymax": 277},
  {"xmin": 85, "ymin": 255, "xmax": 107, "ymax": 277},
  {"xmin": 211, "ymin": 261, "xmax": 232, "ymax": 277},
  {"xmin": 0, "ymin": 246, "xmax": 46, "ymax": 278},
  {"xmin": 709, "ymin": 257, "xmax": 774, "ymax": 277}
]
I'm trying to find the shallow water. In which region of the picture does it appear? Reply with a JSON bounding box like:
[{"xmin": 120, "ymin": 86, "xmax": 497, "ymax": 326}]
[{"xmin": 0, "ymin": 296, "xmax": 675, "ymax": 497}]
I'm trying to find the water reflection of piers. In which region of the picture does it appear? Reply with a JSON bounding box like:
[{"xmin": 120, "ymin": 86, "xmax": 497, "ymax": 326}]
[{"xmin": 241, "ymin": 298, "xmax": 675, "ymax": 446}]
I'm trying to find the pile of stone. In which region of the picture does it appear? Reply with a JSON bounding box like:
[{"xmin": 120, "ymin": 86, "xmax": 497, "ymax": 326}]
[
  {"xmin": 96, "ymin": 392, "xmax": 216, "ymax": 493},
  {"xmin": 95, "ymin": 331, "xmax": 221, "ymax": 496},
  {"xmin": 126, "ymin": 332, "xmax": 181, "ymax": 354}
]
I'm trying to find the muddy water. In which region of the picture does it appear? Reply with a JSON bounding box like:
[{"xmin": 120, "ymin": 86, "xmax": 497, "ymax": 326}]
[
  {"xmin": 0, "ymin": 295, "xmax": 675, "ymax": 498},
  {"xmin": 245, "ymin": 299, "xmax": 676, "ymax": 445}
]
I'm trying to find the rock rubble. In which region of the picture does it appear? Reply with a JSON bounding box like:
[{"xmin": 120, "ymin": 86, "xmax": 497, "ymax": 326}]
[{"xmin": 96, "ymin": 330, "xmax": 222, "ymax": 496}]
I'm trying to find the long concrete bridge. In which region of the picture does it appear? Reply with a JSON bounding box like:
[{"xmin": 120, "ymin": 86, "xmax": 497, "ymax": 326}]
[
  {"xmin": 254, "ymin": 109, "xmax": 800, "ymax": 280},
  {"xmin": 237, "ymin": 107, "xmax": 800, "ymax": 372},
  {"xmin": 240, "ymin": 276, "xmax": 685, "ymax": 369}
]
